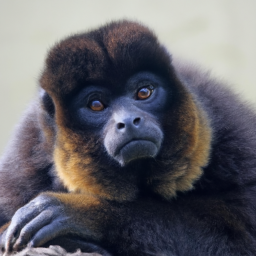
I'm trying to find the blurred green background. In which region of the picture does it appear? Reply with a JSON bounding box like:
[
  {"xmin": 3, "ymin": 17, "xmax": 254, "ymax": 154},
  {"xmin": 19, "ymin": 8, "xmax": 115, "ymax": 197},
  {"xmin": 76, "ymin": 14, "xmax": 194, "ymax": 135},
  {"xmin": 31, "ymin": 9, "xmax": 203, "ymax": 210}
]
[{"xmin": 0, "ymin": 0, "xmax": 256, "ymax": 154}]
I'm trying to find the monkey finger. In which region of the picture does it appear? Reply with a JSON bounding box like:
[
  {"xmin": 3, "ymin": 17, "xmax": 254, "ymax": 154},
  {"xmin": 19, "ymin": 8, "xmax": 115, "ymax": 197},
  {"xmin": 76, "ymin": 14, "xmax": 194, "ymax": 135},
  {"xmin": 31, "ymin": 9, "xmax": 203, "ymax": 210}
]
[
  {"xmin": 12, "ymin": 209, "xmax": 55, "ymax": 251},
  {"xmin": 4, "ymin": 206, "xmax": 40, "ymax": 252},
  {"xmin": 28, "ymin": 220, "xmax": 69, "ymax": 248}
]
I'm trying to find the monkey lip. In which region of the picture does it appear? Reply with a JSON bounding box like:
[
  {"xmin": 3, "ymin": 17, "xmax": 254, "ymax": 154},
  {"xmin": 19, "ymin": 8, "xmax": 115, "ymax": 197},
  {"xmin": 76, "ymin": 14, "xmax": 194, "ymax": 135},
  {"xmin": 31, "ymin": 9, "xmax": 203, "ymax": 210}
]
[
  {"xmin": 114, "ymin": 139, "xmax": 159, "ymax": 166},
  {"xmin": 115, "ymin": 139, "xmax": 156, "ymax": 155}
]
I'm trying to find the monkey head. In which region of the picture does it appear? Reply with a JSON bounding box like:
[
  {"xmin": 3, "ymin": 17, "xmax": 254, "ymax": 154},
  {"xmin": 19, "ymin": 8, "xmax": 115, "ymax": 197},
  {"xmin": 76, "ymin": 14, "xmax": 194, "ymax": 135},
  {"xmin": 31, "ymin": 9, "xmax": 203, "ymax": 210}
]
[{"xmin": 39, "ymin": 20, "xmax": 212, "ymax": 201}]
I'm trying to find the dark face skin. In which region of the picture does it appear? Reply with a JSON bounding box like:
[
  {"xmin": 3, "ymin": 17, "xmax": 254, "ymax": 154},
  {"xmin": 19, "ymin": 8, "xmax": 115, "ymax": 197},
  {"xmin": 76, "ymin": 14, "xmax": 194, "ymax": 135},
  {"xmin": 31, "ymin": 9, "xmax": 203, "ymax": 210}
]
[{"xmin": 71, "ymin": 72, "xmax": 168, "ymax": 166}]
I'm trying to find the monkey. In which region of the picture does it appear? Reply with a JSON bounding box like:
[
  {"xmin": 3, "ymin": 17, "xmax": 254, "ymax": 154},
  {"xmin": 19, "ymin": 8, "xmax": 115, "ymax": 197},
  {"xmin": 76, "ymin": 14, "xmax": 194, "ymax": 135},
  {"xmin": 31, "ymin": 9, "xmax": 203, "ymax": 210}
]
[{"xmin": 0, "ymin": 20, "xmax": 256, "ymax": 256}]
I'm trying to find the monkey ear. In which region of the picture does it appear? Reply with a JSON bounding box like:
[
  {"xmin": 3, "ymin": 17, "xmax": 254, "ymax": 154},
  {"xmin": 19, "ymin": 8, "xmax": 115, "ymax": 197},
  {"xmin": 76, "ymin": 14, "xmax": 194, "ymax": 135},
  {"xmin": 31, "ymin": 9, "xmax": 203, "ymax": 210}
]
[{"xmin": 40, "ymin": 89, "xmax": 55, "ymax": 117}]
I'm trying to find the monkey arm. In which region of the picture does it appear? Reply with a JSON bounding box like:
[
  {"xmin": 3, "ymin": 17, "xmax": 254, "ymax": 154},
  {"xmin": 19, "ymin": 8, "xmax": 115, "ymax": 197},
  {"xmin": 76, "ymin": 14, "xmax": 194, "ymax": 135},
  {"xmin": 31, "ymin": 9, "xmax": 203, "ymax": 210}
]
[
  {"xmin": 1, "ymin": 191, "xmax": 256, "ymax": 256},
  {"xmin": 0, "ymin": 102, "xmax": 59, "ymax": 227}
]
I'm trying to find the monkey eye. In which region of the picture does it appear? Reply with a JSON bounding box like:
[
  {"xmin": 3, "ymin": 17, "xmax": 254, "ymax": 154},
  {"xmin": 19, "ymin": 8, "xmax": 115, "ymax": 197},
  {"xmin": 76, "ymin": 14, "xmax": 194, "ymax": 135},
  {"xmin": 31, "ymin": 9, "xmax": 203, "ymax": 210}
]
[
  {"xmin": 137, "ymin": 86, "xmax": 153, "ymax": 100},
  {"xmin": 89, "ymin": 100, "xmax": 105, "ymax": 111}
]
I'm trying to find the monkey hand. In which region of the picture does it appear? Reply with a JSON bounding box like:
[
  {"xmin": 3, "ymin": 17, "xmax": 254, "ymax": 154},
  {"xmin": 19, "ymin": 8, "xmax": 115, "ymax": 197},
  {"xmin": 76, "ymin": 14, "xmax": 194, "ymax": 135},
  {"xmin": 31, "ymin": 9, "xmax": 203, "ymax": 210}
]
[{"xmin": 1, "ymin": 193, "xmax": 103, "ymax": 254}]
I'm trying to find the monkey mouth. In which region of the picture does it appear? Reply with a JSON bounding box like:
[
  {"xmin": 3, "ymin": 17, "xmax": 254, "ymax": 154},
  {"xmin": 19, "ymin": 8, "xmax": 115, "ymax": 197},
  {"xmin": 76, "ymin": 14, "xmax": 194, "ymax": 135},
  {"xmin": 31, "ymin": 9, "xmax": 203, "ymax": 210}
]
[
  {"xmin": 114, "ymin": 139, "xmax": 159, "ymax": 166},
  {"xmin": 114, "ymin": 139, "xmax": 157, "ymax": 156}
]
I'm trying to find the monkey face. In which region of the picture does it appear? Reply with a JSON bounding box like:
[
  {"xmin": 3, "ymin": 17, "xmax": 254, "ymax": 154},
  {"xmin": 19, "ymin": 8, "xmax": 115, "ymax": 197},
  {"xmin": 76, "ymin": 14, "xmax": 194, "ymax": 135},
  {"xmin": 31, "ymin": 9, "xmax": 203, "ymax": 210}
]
[
  {"xmin": 70, "ymin": 72, "xmax": 167, "ymax": 166},
  {"xmin": 51, "ymin": 71, "xmax": 168, "ymax": 168},
  {"xmin": 103, "ymin": 72, "xmax": 167, "ymax": 166}
]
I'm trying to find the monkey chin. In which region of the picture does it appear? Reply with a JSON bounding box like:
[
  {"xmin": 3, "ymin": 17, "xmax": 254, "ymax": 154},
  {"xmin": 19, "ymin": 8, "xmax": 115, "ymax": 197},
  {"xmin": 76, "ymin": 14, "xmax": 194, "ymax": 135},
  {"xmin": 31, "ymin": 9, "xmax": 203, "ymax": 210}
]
[{"xmin": 115, "ymin": 140, "xmax": 159, "ymax": 167}]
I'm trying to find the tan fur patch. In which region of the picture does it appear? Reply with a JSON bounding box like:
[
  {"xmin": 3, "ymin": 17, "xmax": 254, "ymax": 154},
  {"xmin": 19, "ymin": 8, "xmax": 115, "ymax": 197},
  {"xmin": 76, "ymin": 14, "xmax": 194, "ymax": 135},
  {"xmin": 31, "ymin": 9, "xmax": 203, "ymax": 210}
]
[
  {"xmin": 54, "ymin": 128, "xmax": 111, "ymax": 200},
  {"xmin": 45, "ymin": 192, "xmax": 101, "ymax": 209},
  {"xmin": 151, "ymin": 90, "xmax": 212, "ymax": 199}
]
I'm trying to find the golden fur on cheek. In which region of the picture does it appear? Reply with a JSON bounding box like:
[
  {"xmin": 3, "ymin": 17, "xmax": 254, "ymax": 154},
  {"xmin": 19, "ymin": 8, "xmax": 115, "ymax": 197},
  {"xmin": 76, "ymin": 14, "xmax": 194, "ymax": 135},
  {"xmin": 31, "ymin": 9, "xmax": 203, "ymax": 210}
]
[
  {"xmin": 152, "ymin": 94, "xmax": 212, "ymax": 199},
  {"xmin": 54, "ymin": 126, "xmax": 112, "ymax": 200},
  {"xmin": 175, "ymin": 107, "xmax": 212, "ymax": 191}
]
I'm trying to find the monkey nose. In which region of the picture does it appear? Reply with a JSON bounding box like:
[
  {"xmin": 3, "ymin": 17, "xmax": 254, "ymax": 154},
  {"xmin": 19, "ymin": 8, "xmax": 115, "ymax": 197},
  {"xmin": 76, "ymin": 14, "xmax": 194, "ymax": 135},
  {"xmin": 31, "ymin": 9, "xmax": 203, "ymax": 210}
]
[{"xmin": 116, "ymin": 117, "xmax": 141, "ymax": 130}]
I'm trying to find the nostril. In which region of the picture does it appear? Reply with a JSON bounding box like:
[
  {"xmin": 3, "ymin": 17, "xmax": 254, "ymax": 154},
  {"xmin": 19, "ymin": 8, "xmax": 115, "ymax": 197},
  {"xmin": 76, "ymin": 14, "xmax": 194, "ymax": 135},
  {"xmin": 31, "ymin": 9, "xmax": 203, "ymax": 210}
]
[
  {"xmin": 117, "ymin": 122, "xmax": 125, "ymax": 130},
  {"xmin": 133, "ymin": 117, "xmax": 141, "ymax": 126}
]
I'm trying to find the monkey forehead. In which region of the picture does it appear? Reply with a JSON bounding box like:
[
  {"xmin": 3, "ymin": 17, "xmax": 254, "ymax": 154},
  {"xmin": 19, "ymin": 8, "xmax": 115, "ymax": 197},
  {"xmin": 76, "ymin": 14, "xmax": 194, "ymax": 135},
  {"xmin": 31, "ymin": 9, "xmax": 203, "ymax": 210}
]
[{"xmin": 40, "ymin": 20, "xmax": 173, "ymax": 96}]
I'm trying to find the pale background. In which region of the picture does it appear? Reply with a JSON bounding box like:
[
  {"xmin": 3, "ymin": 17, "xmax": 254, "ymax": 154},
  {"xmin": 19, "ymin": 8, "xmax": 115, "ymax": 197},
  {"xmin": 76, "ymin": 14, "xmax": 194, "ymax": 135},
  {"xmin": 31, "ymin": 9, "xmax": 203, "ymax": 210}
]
[{"xmin": 0, "ymin": 0, "xmax": 256, "ymax": 154}]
